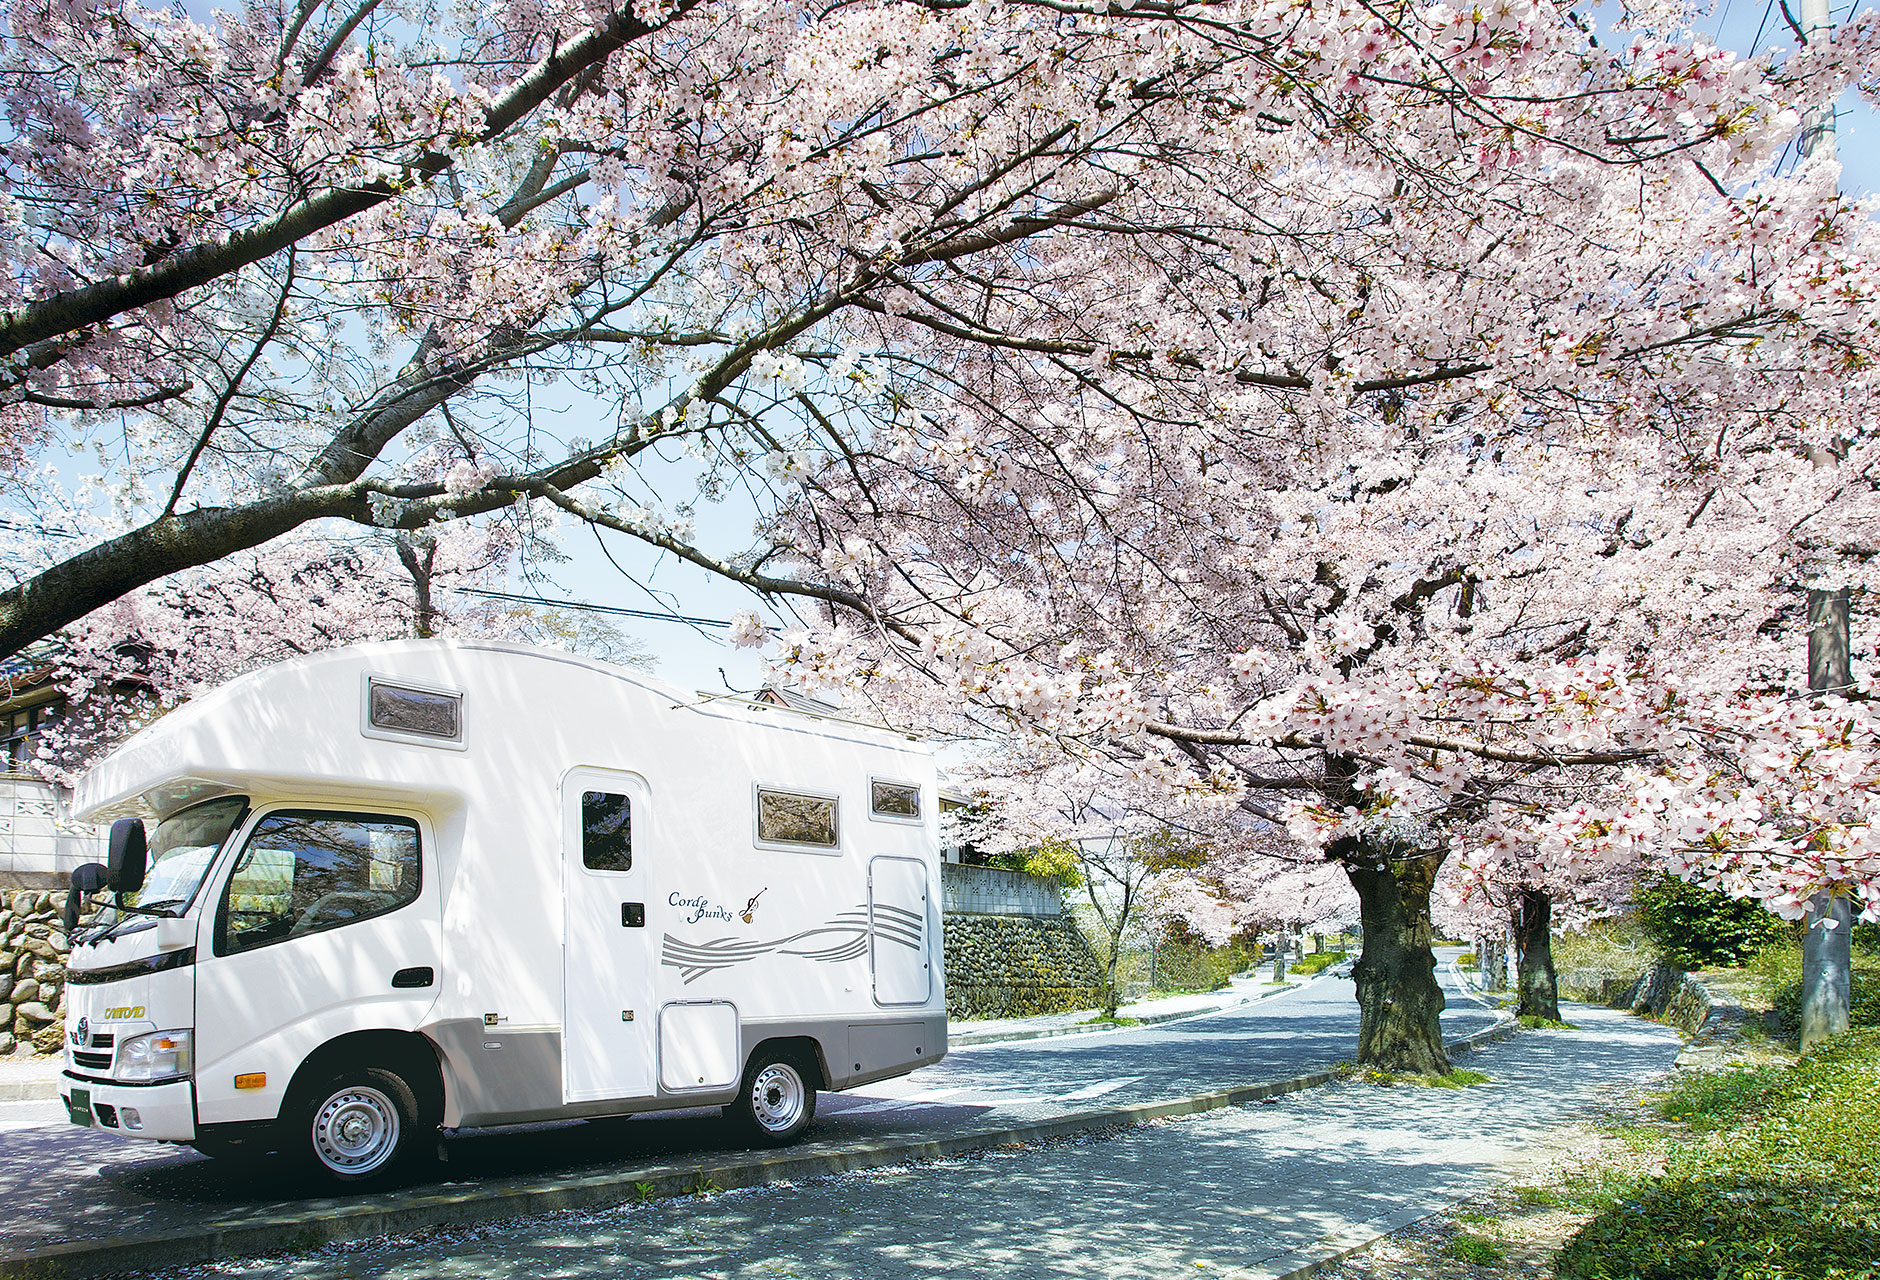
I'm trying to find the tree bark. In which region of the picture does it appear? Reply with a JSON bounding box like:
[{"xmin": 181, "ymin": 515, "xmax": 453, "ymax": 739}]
[
  {"xmin": 1340, "ymin": 839, "xmax": 1451, "ymax": 1074},
  {"xmin": 1272, "ymin": 926, "xmax": 1289, "ymax": 981},
  {"xmin": 1512, "ymin": 886, "xmax": 1560, "ymax": 1022}
]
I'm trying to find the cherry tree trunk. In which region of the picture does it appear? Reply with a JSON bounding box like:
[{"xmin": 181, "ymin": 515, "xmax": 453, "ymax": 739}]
[
  {"xmin": 1342, "ymin": 845, "xmax": 1451, "ymax": 1075},
  {"xmin": 1512, "ymin": 887, "xmax": 1561, "ymax": 1022}
]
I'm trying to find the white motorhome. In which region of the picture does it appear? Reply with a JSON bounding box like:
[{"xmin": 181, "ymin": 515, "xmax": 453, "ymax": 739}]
[{"xmin": 58, "ymin": 641, "xmax": 946, "ymax": 1183}]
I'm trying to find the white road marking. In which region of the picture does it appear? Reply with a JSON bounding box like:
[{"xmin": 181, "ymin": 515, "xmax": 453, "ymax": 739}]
[
  {"xmin": 837, "ymin": 1086, "xmax": 969, "ymax": 1116},
  {"xmin": 1055, "ymin": 1076, "xmax": 1143, "ymax": 1102}
]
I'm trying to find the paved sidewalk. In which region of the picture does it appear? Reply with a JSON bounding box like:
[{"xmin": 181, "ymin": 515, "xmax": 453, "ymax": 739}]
[
  {"xmin": 120, "ymin": 1003, "xmax": 1680, "ymax": 1280},
  {"xmin": 0, "ymin": 1054, "xmax": 60, "ymax": 1101}
]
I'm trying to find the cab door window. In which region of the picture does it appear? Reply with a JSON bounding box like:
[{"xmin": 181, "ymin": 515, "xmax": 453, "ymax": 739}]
[{"xmin": 217, "ymin": 811, "xmax": 421, "ymax": 955}]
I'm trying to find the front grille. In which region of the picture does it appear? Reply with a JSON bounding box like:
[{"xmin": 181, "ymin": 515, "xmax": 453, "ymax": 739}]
[
  {"xmin": 94, "ymin": 1104, "xmax": 118, "ymax": 1128},
  {"xmin": 72, "ymin": 1050, "xmax": 112, "ymax": 1071},
  {"xmin": 89, "ymin": 1032, "xmax": 114, "ymax": 1050}
]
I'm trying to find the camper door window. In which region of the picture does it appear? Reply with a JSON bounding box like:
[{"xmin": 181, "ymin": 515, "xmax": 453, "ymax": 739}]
[
  {"xmin": 217, "ymin": 811, "xmax": 421, "ymax": 955},
  {"xmin": 581, "ymin": 791, "xmax": 632, "ymax": 872}
]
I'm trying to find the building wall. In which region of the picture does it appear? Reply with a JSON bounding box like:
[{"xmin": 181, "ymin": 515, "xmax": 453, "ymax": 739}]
[
  {"xmin": 0, "ymin": 776, "xmax": 103, "ymax": 886},
  {"xmin": 940, "ymin": 863, "xmax": 1064, "ymax": 917}
]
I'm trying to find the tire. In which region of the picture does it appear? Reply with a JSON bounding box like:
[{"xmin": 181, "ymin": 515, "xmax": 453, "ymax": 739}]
[
  {"xmin": 725, "ymin": 1047, "xmax": 817, "ymax": 1146},
  {"xmin": 294, "ymin": 1067, "xmax": 421, "ymax": 1185}
]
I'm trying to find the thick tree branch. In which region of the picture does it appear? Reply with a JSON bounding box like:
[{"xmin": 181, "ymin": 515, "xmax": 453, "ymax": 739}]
[{"xmin": 0, "ymin": 0, "xmax": 693, "ymax": 370}]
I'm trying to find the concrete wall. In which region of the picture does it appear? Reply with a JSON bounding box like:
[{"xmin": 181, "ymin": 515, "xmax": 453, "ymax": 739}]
[
  {"xmin": 941, "ymin": 863, "xmax": 1063, "ymax": 917},
  {"xmin": 0, "ymin": 777, "xmax": 104, "ymax": 886}
]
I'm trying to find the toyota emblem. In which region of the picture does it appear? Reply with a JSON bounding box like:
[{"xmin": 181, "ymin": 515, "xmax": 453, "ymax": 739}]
[{"xmin": 72, "ymin": 1016, "xmax": 88, "ymax": 1046}]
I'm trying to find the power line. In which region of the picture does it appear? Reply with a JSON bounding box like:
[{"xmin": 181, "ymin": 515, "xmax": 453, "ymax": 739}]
[
  {"xmin": 0, "ymin": 515, "xmax": 83, "ymax": 539},
  {"xmin": 445, "ymin": 585, "xmax": 764, "ymax": 630}
]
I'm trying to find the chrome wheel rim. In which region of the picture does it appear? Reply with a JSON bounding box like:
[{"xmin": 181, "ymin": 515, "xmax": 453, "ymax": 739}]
[
  {"xmin": 311, "ymin": 1084, "xmax": 401, "ymax": 1175},
  {"xmin": 749, "ymin": 1062, "xmax": 805, "ymax": 1133}
]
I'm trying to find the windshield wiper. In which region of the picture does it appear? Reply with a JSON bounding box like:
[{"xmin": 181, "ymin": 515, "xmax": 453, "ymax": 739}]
[{"xmin": 79, "ymin": 896, "xmax": 190, "ymax": 943}]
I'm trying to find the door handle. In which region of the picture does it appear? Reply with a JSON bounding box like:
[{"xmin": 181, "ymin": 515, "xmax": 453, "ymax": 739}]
[{"xmin": 391, "ymin": 966, "xmax": 435, "ymax": 988}]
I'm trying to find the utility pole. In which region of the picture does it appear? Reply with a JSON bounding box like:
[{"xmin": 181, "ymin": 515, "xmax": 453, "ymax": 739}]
[{"xmin": 1799, "ymin": 0, "xmax": 1853, "ymax": 1055}]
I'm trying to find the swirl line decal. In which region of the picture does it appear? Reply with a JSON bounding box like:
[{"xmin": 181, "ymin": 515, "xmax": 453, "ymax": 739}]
[{"xmin": 661, "ymin": 903, "xmax": 923, "ymax": 984}]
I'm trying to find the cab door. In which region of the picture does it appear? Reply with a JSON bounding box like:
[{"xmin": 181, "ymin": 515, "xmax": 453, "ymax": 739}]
[
  {"xmin": 561, "ymin": 767, "xmax": 657, "ymax": 1103},
  {"xmin": 193, "ymin": 806, "xmax": 441, "ymax": 1125}
]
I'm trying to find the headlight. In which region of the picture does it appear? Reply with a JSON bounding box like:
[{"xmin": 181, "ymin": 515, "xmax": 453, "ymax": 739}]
[{"xmin": 115, "ymin": 1029, "xmax": 193, "ymax": 1083}]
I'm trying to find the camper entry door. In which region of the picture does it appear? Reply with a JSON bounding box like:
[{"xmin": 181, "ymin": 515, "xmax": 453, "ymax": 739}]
[{"xmin": 561, "ymin": 767, "xmax": 657, "ymax": 1103}]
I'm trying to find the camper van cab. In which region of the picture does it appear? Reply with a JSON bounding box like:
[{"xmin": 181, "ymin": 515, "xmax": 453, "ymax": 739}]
[{"xmin": 58, "ymin": 641, "xmax": 946, "ymax": 1183}]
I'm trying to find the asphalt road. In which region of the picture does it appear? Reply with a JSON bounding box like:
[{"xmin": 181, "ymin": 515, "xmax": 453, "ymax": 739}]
[
  {"xmin": 114, "ymin": 1000, "xmax": 1681, "ymax": 1280},
  {"xmin": 0, "ymin": 961, "xmax": 1501, "ymax": 1258}
]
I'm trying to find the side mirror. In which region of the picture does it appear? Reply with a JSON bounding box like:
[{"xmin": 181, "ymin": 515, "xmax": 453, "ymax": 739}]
[
  {"xmin": 107, "ymin": 818, "xmax": 148, "ymax": 895},
  {"xmin": 64, "ymin": 862, "xmax": 110, "ymax": 931}
]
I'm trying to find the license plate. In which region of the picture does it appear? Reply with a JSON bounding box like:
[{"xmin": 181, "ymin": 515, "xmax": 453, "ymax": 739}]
[{"xmin": 66, "ymin": 1087, "xmax": 91, "ymax": 1127}]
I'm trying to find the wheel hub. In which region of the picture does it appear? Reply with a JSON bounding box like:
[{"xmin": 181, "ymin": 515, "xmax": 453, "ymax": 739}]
[
  {"xmin": 312, "ymin": 1085, "xmax": 401, "ymax": 1174},
  {"xmin": 750, "ymin": 1063, "xmax": 804, "ymax": 1132}
]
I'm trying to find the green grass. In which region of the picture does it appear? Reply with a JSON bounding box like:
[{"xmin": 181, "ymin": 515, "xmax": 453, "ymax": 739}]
[
  {"xmin": 1290, "ymin": 951, "xmax": 1348, "ymax": 976},
  {"xmin": 1648, "ymin": 1062, "xmax": 1783, "ymax": 1132},
  {"xmin": 1342, "ymin": 1065, "xmax": 1493, "ymax": 1088},
  {"xmin": 1078, "ymin": 1013, "xmax": 1142, "ymax": 1027},
  {"xmin": 1429, "ymin": 1068, "xmax": 1493, "ymax": 1088},
  {"xmin": 1447, "ymin": 1233, "xmax": 1507, "ymax": 1265},
  {"xmin": 1752, "ymin": 944, "xmax": 1880, "ymax": 1040},
  {"xmin": 1517, "ymin": 1015, "xmax": 1578, "ymax": 1030},
  {"xmin": 1556, "ymin": 1027, "xmax": 1880, "ymax": 1280}
]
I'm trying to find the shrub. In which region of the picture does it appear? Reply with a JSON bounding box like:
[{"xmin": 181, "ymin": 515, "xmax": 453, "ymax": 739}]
[
  {"xmin": 1633, "ymin": 875, "xmax": 1790, "ymax": 969},
  {"xmin": 1447, "ymin": 1233, "xmax": 1506, "ymax": 1265},
  {"xmin": 1556, "ymin": 1028, "xmax": 1880, "ymax": 1280},
  {"xmin": 1291, "ymin": 951, "xmax": 1347, "ymax": 976}
]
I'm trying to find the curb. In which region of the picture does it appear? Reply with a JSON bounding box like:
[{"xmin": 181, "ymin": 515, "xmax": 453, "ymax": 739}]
[
  {"xmin": 0, "ymin": 1015, "xmax": 1512, "ymax": 1280},
  {"xmin": 0, "ymin": 1074, "xmax": 59, "ymax": 1103}
]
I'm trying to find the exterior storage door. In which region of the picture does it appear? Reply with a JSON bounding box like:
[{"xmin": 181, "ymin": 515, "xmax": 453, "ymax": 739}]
[
  {"xmin": 562, "ymin": 767, "xmax": 657, "ymax": 1103},
  {"xmin": 869, "ymin": 856, "xmax": 931, "ymax": 1006}
]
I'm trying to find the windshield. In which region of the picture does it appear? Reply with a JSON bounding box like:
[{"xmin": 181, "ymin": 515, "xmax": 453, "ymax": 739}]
[{"xmin": 122, "ymin": 796, "xmax": 248, "ymax": 913}]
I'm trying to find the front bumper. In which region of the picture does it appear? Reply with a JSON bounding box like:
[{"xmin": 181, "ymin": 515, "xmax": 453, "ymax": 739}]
[{"xmin": 60, "ymin": 1074, "xmax": 196, "ymax": 1142}]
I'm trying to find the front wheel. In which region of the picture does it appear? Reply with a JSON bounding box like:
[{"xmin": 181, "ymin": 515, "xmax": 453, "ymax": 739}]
[
  {"xmin": 725, "ymin": 1048, "xmax": 817, "ymax": 1146},
  {"xmin": 295, "ymin": 1067, "xmax": 421, "ymax": 1185}
]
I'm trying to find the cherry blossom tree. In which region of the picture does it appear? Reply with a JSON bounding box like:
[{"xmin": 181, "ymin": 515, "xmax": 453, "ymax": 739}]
[
  {"xmin": 10, "ymin": 0, "xmax": 1880, "ymax": 1073},
  {"xmin": 700, "ymin": 11, "xmax": 1880, "ymax": 1069}
]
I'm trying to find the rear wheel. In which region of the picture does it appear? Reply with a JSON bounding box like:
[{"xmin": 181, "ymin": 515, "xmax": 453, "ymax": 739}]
[
  {"xmin": 295, "ymin": 1067, "xmax": 421, "ymax": 1185},
  {"xmin": 725, "ymin": 1048, "xmax": 817, "ymax": 1146}
]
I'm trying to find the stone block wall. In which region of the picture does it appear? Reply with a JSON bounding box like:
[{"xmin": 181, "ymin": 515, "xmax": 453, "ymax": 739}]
[
  {"xmin": 1, "ymin": 889, "xmax": 69, "ymax": 1057},
  {"xmin": 944, "ymin": 914, "xmax": 1105, "ymax": 1020}
]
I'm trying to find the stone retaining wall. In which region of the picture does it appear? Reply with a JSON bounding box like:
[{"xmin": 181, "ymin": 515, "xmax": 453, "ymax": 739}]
[
  {"xmin": 1, "ymin": 889, "xmax": 69, "ymax": 1057},
  {"xmin": 1563, "ymin": 962, "xmax": 1762, "ymax": 1043},
  {"xmin": 944, "ymin": 914, "xmax": 1105, "ymax": 1020}
]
